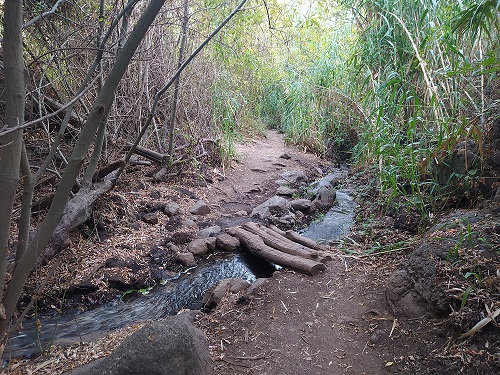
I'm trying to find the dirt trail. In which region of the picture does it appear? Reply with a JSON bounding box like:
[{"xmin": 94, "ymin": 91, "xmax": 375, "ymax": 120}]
[{"xmin": 7, "ymin": 130, "xmax": 483, "ymax": 374}]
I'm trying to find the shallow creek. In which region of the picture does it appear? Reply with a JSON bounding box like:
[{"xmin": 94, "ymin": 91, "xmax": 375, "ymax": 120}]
[{"xmin": 5, "ymin": 190, "xmax": 355, "ymax": 359}]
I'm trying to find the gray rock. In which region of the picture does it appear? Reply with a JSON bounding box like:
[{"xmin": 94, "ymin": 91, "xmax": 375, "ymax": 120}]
[
  {"xmin": 175, "ymin": 252, "xmax": 196, "ymax": 267},
  {"xmin": 64, "ymin": 314, "xmax": 215, "ymax": 375},
  {"xmin": 312, "ymin": 185, "xmax": 336, "ymax": 209},
  {"xmin": 280, "ymin": 170, "xmax": 307, "ymax": 184},
  {"xmin": 290, "ymin": 199, "xmax": 313, "ymax": 211},
  {"xmin": 198, "ymin": 225, "xmax": 222, "ymax": 238},
  {"xmin": 202, "ymin": 278, "xmax": 250, "ymax": 309},
  {"xmin": 104, "ymin": 257, "xmax": 139, "ymax": 271},
  {"xmin": 276, "ymin": 186, "xmax": 298, "ymax": 196},
  {"xmin": 142, "ymin": 212, "xmax": 158, "ymax": 224},
  {"xmin": 251, "ymin": 196, "xmax": 290, "ymax": 219},
  {"xmin": 205, "ymin": 237, "xmax": 217, "ymax": 251},
  {"xmin": 189, "ymin": 200, "xmax": 211, "ymax": 215},
  {"xmin": 182, "ymin": 219, "xmax": 198, "ymax": 229},
  {"xmin": 310, "ymin": 170, "xmax": 348, "ymax": 193},
  {"xmin": 188, "ymin": 239, "xmax": 209, "ymax": 255},
  {"xmin": 279, "ymin": 153, "xmax": 292, "ymax": 159},
  {"xmin": 164, "ymin": 202, "xmax": 182, "ymax": 217},
  {"xmin": 216, "ymin": 234, "xmax": 240, "ymax": 251},
  {"xmin": 270, "ymin": 212, "xmax": 296, "ymax": 227}
]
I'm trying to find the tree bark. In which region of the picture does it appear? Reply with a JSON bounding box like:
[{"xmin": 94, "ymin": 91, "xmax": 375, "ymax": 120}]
[
  {"xmin": 0, "ymin": 0, "xmax": 26, "ymax": 303},
  {"xmin": 227, "ymin": 227, "xmax": 326, "ymax": 276}
]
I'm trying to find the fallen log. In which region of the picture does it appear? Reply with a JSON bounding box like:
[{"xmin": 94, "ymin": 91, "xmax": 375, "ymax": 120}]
[
  {"xmin": 242, "ymin": 222, "xmax": 330, "ymax": 263},
  {"xmin": 269, "ymin": 225, "xmax": 329, "ymax": 251},
  {"xmin": 255, "ymin": 223, "xmax": 333, "ymax": 262},
  {"xmin": 125, "ymin": 142, "xmax": 166, "ymax": 164},
  {"xmin": 227, "ymin": 227, "xmax": 326, "ymax": 276}
]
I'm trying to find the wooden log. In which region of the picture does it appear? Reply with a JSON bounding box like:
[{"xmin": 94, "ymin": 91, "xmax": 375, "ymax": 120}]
[
  {"xmin": 242, "ymin": 222, "xmax": 330, "ymax": 263},
  {"xmin": 269, "ymin": 225, "xmax": 329, "ymax": 252},
  {"xmin": 125, "ymin": 142, "xmax": 166, "ymax": 164},
  {"xmin": 227, "ymin": 227, "xmax": 326, "ymax": 276},
  {"xmin": 261, "ymin": 225, "xmax": 333, "ymax": 263}
]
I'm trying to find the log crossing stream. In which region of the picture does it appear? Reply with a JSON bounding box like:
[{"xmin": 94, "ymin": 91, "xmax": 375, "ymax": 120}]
[{"xmin": 4, "ymin": 191, "xmax": 355, "ymax": 360}]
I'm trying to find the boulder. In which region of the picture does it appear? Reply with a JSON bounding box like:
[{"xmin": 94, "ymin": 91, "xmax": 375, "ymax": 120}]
[
  {"xmin": 189, "ymin": 200, "xmax": 211, "ymax": 215},
  {"xmin": 310, "ymin": 170, "xmax": 348, "ymax": 193},
  {"xmin": 188, "ymin": 239, "xmax": 209, "ymax": 255},
  {"xmin": 216, "ymin": 233, "xmax": 240, "ymax": 251},
  {"xmin": 312, "ymin": 185, "xmax": 336, "ymax": 209},
  {"xmin": 164, "ymin": 202, "xmax": 183, "ymax": 217},
  {"xmin": 142, "ymin": 212, "xmax": 158, "ymax": 224},
  {"xmin": 290, "ymin": 199, "xmax": 313, "ymax": 211},
  {"xmin": 276, "ymin": 186, "xmax": 298, "ymax": 196},
  {"xmin": 64, "ymin": 314, "xmax": 215, "ymax": 375},
  {"xmin": 205, "ymin": 237, "xmax": 217, "ymax": 251},
  {"xmin": 202, "ymin": 278, "xmax": 250, "ymax": 310},
  {"xmin": 198, "ymin": 225, "xmax": 222, "ymax": 238},
  {"xmin": 280, "ymin": 170, "xmax": 307, "ymax": 184},
  {"xmin": 176, "ymin": 252, "xmax": 196, "ymax": 267},
  {"xmin": 251, "ymin": 196, "xmax": 291, "ymax": 219}
]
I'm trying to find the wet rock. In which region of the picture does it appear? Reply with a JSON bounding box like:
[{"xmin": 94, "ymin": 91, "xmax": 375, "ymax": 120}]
[
  {"xmin": 276, "ymin": 186, "xmax": 298, "ymax": 196},
  {"xmin": 216, "ymin": 233, "xmax": 240, "ymax": 251},
  {"xmin": 312, "ymin": 185, "xmax": 336, "ymax": 209},
  {"xmin": 142, "ymin": 212, "xmax": 158, "ymax": 224},
  {"xmin": 198, "ymin": 225, "xmax": 222, "ymax": 238},
  {"xmin": 64, "ymin": 314, "xmax": 215, "ymax": 375},
  {"xmin": 189, "ymin": 200, "xmax": 211, "ymax": 215},
  {"xmin": 290, "ymin": 199, "xmax": 313, "ymax": 211},
  {"xmin": 164, "ymin": 202, "xmax": 183, "ymax": 217},
  {"xmin": 175, "ymin": 252, "xmax": 196, "ymax": 267},
  {"xmin": 202, "ymin": 278, "xmax": 250, "ymax": 310},
  {"xmin": 311, "ymin": 170, "xmax": 348, "ymax": 193},
  {"xmin": 105, "ymin": 270, "xmax": 137, "ymax": 291},
  {"xmin": 188, "ymin": 239, "xmax": 209, "ymax": 255},
  {"xmin": 251, "ymin": 196, "xmax": 291, "ymax": 219}
]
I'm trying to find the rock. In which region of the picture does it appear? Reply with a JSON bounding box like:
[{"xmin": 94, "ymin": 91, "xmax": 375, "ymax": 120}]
[
  {"xmin": 202, "ymin": 278, "xmax": 250, "ymax": 310},
  {"xmin": 290, "ymin": 199, "xmax": 313, "ymax": 211},
  {"xmin": 67, "ymin": 281, "xmax": 99, "ymax": 295},
  {"xmin": 105, "ymin": 257, "xmax": 139, "ymax": 271},
  {"xmin": 189, "ymin": 200, "xmax": 211, "ymax": 215},
  {"xmin": 279, "ymin": 153, "xmax": 292, "ymax": 159},
  {"xmin": 270, "ymin": 212, "xmax": 296, "ymax": 228},
  {"xmin": 142, "ymin": 212, "xmax": 158, "ymax": 224},
  {"xmin": 310, "ymin": 170, "xmax": 348, "ymax": 193},
  {"xmin": 164, "ymin": 202, "xmax": 182, "ymax": 217},
  {"xmin": 280, "ymin": 170, "xmax": 307, "ymax": 184},
  {"xmin": 246, "ymin": 278, "xmax": 268, "ymax": 295},
  {"xmin": 205, "ymin": 237, "xmax": 217, "ymax": 251},
  {"xmin": 188, "ymin": 239, "xmax": 209, "ymax": 255},
  {"xmin": 235, "ymin": 210, "xmax": 248, "ymax": 216},
  {"xmin": 251, "ymin": 196, "xmax": 291, "ymax": 219},
  {"xmin": 105, "ymin": 269, "xmax": 137, "ymax": 291},
  {"xmin": 176, "ymin": 252, "xmax": 196, "ymax": 267},
  {"xmin": 216, "ymin": 233, "xmax": 240, "ymax": 251},
  {"xmin": 276, "ymin": 186, "xmax": 298, "ymax": 196},
  {"xmin": 64, "ymin": 314, "xmax": 215, "ymax": 375},
  {"xmin": 198, "ymin": 225, "xmax": 222, "ymax": 238},
  {"xmin": 312, "ymin": 185, "xmax": 336, "ymax": 209},
  {"xmin": 386, "ymin": 238, "xmax": 453, "ymax": 318},
  {"xmin": 182, "ymin": 219, "xmax": 198, "ymax": 229}
]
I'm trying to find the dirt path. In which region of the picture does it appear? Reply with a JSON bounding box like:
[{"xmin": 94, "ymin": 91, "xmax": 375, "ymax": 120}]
[{"xmin": 7, "ymin": 130, "xmax": 488, "ymax": 374}]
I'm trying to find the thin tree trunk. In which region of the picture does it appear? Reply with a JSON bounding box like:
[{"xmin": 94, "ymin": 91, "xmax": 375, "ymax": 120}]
[{"xmin": 0, "ymin": 0, "xmax": 26, "ymax": 304}]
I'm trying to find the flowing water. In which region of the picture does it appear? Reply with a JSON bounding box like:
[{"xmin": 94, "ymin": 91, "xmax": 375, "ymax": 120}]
[{"xmin": 5, "ymin": 189, "xmax": 355, "ymax": 360}]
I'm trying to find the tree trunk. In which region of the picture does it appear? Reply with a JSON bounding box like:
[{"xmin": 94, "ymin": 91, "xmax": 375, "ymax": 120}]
[
  {"xmin": 0, "ymin": 0, "xmax": 26, "ymax": 303},
  {"xmin": 242, "ymin": 222, "xmax": 330, "ymax": 263},
  {"xmin": 269, "ymin": 225, "xmax": 329, "ymax": 251},
  {"xmin": 227, "ymin": 227, "xmax": 326, "ymax": 276}
]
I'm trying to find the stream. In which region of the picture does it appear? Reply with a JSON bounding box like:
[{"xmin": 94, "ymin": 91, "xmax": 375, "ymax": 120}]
[{"xmin": 4, "ymin": 189, "xmax": 355, "ymax": 360}]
